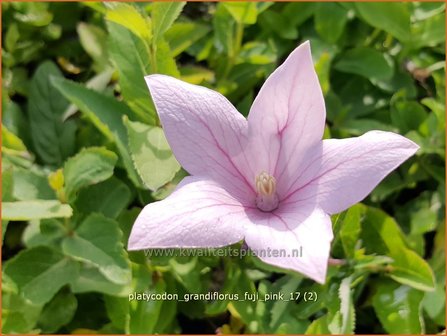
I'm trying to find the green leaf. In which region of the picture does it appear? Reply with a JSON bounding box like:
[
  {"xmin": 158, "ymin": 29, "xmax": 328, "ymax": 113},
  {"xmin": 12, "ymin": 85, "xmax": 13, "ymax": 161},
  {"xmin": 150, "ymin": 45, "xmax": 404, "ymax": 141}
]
[
  {"xmin": 213, "ymin": 4, "xmax": 236, "ymax": 55},
  {"xmin": 62, "ymin": 213, "xmax": 131, "ymax": 285},
  {"xmin": 361, "ymin": 207, "xmax": 436, "ymax": 291},
  {"xmin": 269, "ymin": 276, "xmax": 302, "ymax": 332},
  {"xmin": 152, "ymin": 2, "xmax": 186, "ymax": 43},
  {"xmin": 75, "ymin": 177, "xmax": 132, "ymax": 219},
  {"xmin": 281, "ymin": 3, "xmax": 315, "ymax": 27},
  {"xmin": 37, "ymin": 290, "xmax": 77, "ymax": 333},
  {"xmin": 2, "ymin": 125, "xmax": 27, "ymax": 152},
  {"xmin": 355, "ymin": 3, "xmax": 411, "ymax": 42},
  {"xmin": 412, "ymin": 11, "xmax": 445, "ymax": 48},
  {"xmin": 27, "ymin": 61, "xmax": 76, "ymax": 166},
  {"xmin": 2, "ymin": 168, "xmax": 14, "ymax": 202},
  {"xmin": 238, "ymin": 41, "xmax": 277, "ymax": 65},
  {"xmin": 335, "ymin": 47, "xmax": 394, "ymax": 81},
  {"xmin": 64, "ymin": 147, "xmax": 117, "ymax": 202},
  {"xmin": 180, "ymin": 65, "xmax": 215, "ymax": 85},
  {"xmin": 155, "ymin": 38, "xmax": 180, "ymax": 77},
  {"xmin": 4, "ymin": 246, "xmax": 79, "ymax": 305},
  {"xmin": 2, "ymin": 200, "xmax": 72, "ymax": 220},
  {"xmin": 129, "ymin": 266, "xmax": 165, "ymax": 334},
  {"xmin": 315, "ymin": 3, "xmax": 348, "ymax": 43},
  {"xmin": 104, "ymin": 295, "xmax": 130, "ymax": 332},
  {"xmin": 2, "ymin": 291, "xmax": 42, "ymax": 334},
  {"xmin": 61, "ymin": 69, "xmax": 115, "ymax": 121},
  {"xmin": 13, "ymin": 3, "xmax": 53, "ymax": 26},
  {"xmin": 372, "ymin": 281, "xmax": 424, "ymax": 333},
  {"xmin": 12, "ymin": 168, "xmax": 55, "ymax": 201},
  {"xmin": 107, "ymin": 21, "xmax": 156, "ymax": 124},
  {"xmin": 259, "ymin": 10, "xmax": 298, "ymax": 40},
  {"xmin": 22, "ymin": 219, "xmax": 66, "ymax": 248},
  {"xmin": 326, "ymin": 277, "xmax": 355, "ymax": 334},
  {"xmin": 339, "ymin": 205, "xmax": 363, "ymax": 258},
  {"xmin": 105, "ymin": 3, "xmax": 152, "ymax": 41},
  {"xmin": 305, "ymin": 315, "xmax": 330, "ymax": 334},
  {"xmin": 169, "ymin": 257, "xmax": 203, "ymax": 294},
  {"xmin": 165, "ymin": 22, "xmax": 210, "ymax": 57},
  {"xmin": 77, "ymin": 22, "xmax": 109, "ymax": 72},
  {"xmin": 52, "ymin": 77, "xmax": 142, "ymax": 187},
  {"xmin": 2, "ymin": 169, "xmax": 13, "ymax": 239},
  {"xmin": 222, "ymin": 2, "xmax": 258, "ymax": 24},
  {"xmin": 70, "ymin": 264, "xmax": 130, "ymax": 296},
  {"xmin": 411, "ymin": 2, "xmax": 445, "ymax": 21},
  {"xmin": 422, "ymin": 284, "xmax": 445, "ymax": 322},
  {"xmin": 389, "ymin": 248, "xmax": 436, "ymax": 292},
  {"xmin": 391, "ymin": 101, "xmax": 427, "ymax": 134},
  {"xmin": 125, "ymin": 118, "xmax": 180, "ymax": 191},
  {"xmin": 338, "ymin": 277, "xmax": 355, "ymax": 334}
]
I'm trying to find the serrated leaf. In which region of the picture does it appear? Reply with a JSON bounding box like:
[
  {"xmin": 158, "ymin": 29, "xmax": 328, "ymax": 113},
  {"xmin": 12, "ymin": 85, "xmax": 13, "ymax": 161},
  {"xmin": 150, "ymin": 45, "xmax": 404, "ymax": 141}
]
[
  {"xmin": 62, "ymin": 213, "xmax": 131, "ymax": 285},
  {"xmin": 124, "ymin": 118, "xmax": 180, "ymax": 191},
  {"xmin": 4, "ymin": 246, "xmax": 79, "ymax": 305},
  {"xmin": 27, "ymin": 61, "xmax": 76, "ymax": 166},
  {"xmin": 105, "ymin": 3, "xmax": 152, "ymax": 41},
  {"xmin": 338, "ymin": 277, "xmax": 355, "ymax": 334},
  {"xmin": 2, "ymin": 200, "xmax": 72, "ymax": 220},
  {"xmin": 52, "ymin": 77, "xmax": 142, "ymax": 187},
  {"xmin": 64, "ymin": 147, "xmax": 117, "ymax": 202},
  {"xmin": 152, "ymin": 2, "xmax": 185, "ymax": 43},
  {"xmin": 222, "ymin": 2, "xmax": 258, "ymax": 24},
  {"xmin": 107, "ymin": 21, "xmax": 156, "ymax": 124}
]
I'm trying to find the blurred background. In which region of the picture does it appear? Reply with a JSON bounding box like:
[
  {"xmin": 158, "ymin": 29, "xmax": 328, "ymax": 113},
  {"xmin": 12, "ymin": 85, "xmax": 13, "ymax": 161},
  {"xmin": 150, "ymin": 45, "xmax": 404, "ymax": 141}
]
[{"xmin": 2, "ymin": 2, "xmax": 445, "ymax": 334}]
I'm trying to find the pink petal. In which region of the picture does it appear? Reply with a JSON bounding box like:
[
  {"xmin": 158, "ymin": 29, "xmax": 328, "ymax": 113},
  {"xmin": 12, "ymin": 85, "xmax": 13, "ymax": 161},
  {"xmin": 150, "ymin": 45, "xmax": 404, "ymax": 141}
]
[
  {"xmin": 247, "ymin": 41, "xmax": 326, "ymax": 198},
  {"xmin": 244, "ymin": 204, "xmax": 333, "ymax": 283},
  {"xmin": 283, "ymin": 131, "xmax": 419, "ymax": 215},
  {"xmin": 128, "ymin": 177, "xmax": 250, "ymax": 250},
  {"xmin": 145, "ymin": 75, "xmax": 254, "ymax": 201}
]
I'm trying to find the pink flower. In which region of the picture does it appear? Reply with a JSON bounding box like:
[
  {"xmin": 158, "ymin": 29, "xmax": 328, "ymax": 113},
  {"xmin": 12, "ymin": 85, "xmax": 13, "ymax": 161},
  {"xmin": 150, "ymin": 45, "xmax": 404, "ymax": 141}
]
[{"xmin": 128, "ymin": 41, "xmax": 418, "ymax": 283}]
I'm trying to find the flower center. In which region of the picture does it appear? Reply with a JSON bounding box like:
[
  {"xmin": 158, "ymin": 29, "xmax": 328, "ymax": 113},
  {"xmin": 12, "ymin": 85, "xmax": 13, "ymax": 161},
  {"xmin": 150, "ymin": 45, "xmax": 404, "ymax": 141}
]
[{"xmin": 255, "ymin": 172, "xmax": 279, "ymax": 212}]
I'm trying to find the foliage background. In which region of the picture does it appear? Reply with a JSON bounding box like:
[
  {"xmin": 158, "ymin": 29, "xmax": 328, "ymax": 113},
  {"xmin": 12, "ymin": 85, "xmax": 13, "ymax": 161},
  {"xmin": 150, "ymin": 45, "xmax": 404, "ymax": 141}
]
[{"xmin": 1, "ymin": 1, "xmax": 445, "ymax": 334}]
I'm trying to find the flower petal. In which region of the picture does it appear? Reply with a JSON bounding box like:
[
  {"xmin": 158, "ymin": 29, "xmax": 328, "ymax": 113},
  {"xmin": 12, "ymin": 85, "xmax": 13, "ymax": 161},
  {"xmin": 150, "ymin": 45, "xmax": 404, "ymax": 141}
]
[
  {"xmin": 244, "ymin": 205, "xmax": 333, "ymax": 283},
  {"xmin": 283, "ymin": 131, "xmax": 419, "ymax": 215},
  {"xmin": 247, "ymin": 41, "xmax": 326, "ymax": 197},
  {"xmin": 145, "ymin": 74, "xmax": 255, "ymax": 201},
  {"xmin": 128, "ymin": 177, "xmax": 250, "ymax": 250}
]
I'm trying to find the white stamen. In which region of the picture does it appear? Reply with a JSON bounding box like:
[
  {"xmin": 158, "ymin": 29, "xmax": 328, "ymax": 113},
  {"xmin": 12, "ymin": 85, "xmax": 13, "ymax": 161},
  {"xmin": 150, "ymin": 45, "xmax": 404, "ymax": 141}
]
[{"xmin": 255, "ymin": 172, "xmax": 279, "ymax": 212}]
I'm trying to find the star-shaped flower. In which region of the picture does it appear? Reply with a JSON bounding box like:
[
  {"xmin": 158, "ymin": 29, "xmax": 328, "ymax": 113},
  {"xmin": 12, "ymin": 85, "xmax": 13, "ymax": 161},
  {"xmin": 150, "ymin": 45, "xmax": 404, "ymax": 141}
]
[{"xmin": 128, "ymin": 41, "xmax": 418, "ymax": 283}]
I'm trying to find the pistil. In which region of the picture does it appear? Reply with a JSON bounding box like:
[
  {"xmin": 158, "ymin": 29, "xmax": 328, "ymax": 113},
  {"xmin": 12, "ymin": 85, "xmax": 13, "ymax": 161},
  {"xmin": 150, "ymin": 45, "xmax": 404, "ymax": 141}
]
[{"xmin": 255, "ymin": 172, "xmax": 279, "ymax": 212}]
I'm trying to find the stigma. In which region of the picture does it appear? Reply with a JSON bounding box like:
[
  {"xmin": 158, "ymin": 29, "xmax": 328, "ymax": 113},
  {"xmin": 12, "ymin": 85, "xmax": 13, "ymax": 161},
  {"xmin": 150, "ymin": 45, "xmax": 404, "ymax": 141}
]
[{"xmin": 255, "ymin": 172, "xmax": 279, "ymax": 212}]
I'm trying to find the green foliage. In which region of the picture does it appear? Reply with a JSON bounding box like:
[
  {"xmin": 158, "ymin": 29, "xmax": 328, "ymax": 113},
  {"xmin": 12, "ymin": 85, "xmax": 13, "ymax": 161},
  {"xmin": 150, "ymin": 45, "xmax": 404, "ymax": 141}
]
[
  {"xmin": 28, "ymin": 61, "xmax": 77, "ymax": 166},
  {"xmin": 2, "ymin": 2, "xmax": 445, "ymax": 334},
  {"xmin": 125, "ymin": 118, "xmax": 180, "ymax": 191}
]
